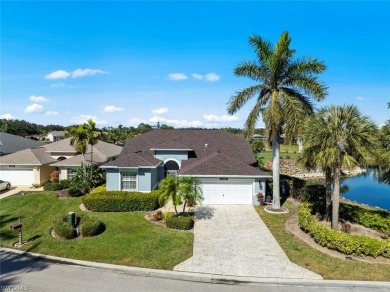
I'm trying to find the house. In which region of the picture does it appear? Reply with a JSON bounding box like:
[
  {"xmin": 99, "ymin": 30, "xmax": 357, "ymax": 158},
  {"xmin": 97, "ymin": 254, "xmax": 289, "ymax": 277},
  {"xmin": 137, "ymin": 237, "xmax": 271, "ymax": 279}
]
[
  {"xmin": 102, "ymin": 129, "xmax": 271, "ymax": 205},
  {"xmin": 0, "ymin": 132, "xmax": 45, "ymax": 156},
  {"xmin": 0, "ymin": 138, "xmax": 122, "ymax": 186},
  {"xmin": 46, "ymin": 131, "xmax": 66, "ymax": 142}
]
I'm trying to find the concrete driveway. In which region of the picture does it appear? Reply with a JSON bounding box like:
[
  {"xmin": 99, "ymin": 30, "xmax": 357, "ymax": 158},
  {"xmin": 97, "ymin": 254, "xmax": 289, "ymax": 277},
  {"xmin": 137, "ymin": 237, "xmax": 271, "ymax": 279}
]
[
  {"xmin": 0, "ymin": 186, "xmax": 44, "ymax": 200},
  {"xmin": 174, "ymin": 205, "xmax": 322, "ymax": 279}
]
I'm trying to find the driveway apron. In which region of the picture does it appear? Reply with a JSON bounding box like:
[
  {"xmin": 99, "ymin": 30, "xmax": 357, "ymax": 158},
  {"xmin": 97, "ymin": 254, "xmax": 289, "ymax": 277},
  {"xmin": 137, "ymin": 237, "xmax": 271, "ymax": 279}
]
[{"xmin": 174, "ymin": 205, "xmax": 322, "ymax": 279}]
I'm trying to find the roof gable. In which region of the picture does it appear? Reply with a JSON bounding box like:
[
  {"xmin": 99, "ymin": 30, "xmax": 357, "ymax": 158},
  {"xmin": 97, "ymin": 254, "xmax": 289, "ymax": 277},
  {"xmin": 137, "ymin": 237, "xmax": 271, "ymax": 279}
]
[
  {"xmin": 0, "ymin": 147, "xmax": 57, "ymax": 165},
  {"xmin": 0, "ymin": 132, "xmax": 44, "ymax": 155}
]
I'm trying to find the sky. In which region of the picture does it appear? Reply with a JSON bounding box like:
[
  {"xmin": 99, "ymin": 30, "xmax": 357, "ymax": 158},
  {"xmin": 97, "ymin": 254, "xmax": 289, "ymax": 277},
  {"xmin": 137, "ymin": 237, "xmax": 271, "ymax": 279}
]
[{"xmin": 1, "ymin": 1, "xmax": 389, "ymax": 129}]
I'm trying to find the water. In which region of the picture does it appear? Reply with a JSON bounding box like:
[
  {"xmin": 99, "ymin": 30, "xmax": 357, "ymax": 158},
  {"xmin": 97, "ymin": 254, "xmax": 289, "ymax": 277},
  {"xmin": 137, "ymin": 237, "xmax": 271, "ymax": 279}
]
[{"xmin": 341, "ymin": 169, "xmax": 390, "ymax": 211}]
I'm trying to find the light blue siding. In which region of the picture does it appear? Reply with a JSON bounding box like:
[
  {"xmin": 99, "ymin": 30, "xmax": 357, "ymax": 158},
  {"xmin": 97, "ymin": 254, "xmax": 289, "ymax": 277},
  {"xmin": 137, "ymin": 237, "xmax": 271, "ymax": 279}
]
[
  {"xmin": 138, "ymin": 168, "xmax": 152, "ymax": 192},
  {"xmin": 106, "ymin": 169, "xmax": 120, "ymax": 191},
  {"xmin": 154, "ymin": 150, "xmax": 188, "ymax": 166},
  {"xmin": 150, "ymin": 168, "xmax": 159, "ymax": 190},
  {"xmin": 252, "ymin": 178, "xmax": 267, "ymax": 204}
]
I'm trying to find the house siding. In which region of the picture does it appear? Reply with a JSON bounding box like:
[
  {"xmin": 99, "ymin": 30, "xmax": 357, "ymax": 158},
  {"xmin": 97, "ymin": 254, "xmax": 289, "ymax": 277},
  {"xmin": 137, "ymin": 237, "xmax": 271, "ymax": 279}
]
[
  {"xmin": 39, "ymin": 164, "xmax": 56, "ymax": 185},
  {"xmin": 154, "ymin": 150, "xmax": 188, "ymax": 166},
  {"xmin": 138, "ymin": 168, "xmax": 152, "ymax": 192},
  {"xmin": 106, "ymin": 169, "xmax": 120, "ymax": 191},
  {"xmin": 253, "ymin": 178, "xmax": 267, "ymax": 204}
]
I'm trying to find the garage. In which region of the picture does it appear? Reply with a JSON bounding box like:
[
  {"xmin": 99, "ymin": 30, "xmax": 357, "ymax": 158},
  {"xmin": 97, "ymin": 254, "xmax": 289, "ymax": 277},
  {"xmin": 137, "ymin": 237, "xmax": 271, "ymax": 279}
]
[
  {"xmin": 0, "ymin": 169, "xmax": 35, "ymax": 185},
  {"xmin": 200, "ymin": 179, "xmax": 253, "ymax": 204}
]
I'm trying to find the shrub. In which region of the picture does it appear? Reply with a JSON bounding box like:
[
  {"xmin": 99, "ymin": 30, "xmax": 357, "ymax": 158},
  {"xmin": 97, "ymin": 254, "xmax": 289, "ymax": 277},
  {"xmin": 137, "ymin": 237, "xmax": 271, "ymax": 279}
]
[
  {"xmin": 53, "ymin": 217, "xmax": 76, "ymax": 239},
  {"xmin": 298, "ymin": 203, "xmax": 390, "ymax": 258},
  {"xmin": 90, "ymin": 185, "xmax": 106, "ymax": 194},
  {"xmin": 80, "ymin": 216, "xmax": 105, "ymax": 237},
  {"xmin": 166, "ymin": 213, "xmax": 194, "ymax": 230},
  {"xmin": 152, "ymin": 210, "xmax": 163, "ymax": 221},
  {"xmin": 82, "ymin": 190, "xmax": 161, "ymax": 212},
  {"xmin": 44, "ymin": 183, "xmax": 64, "ymax": 191},
  {"xmin": 68, "ymin": 187, "xmax": 83, "ymax": 197},
  {"xmin": 59, "ymin": 179, "xmax": 72, "ymax": 189}
]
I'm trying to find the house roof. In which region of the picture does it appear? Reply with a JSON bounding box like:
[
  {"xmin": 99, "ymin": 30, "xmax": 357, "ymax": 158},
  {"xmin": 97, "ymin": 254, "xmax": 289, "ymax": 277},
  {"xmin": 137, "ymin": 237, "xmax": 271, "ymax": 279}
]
[
  {"xmin": 150, "ymin": 140, "xmax": 193, "ymax": 151},
  {"xmin": 51, "ymin": 141, "xmax": 123, "ymax": 167},
  {"xmin": 0, "ymin": 132, "xmax": 45, "ymax": 156},
  {"xmin": 0, "ymin": 147, "xmax": 57, "ymax": 165},
  {"xmin": 47, "ymin": 131, "xmax": 66, "ymax": 136},
  {"xmin": 105, "ymin": 129, "xmax": 268, "ymax": 176},
  {"xmin": 42, "ymin": 138, "xmax": 78, "ymax": 153}
]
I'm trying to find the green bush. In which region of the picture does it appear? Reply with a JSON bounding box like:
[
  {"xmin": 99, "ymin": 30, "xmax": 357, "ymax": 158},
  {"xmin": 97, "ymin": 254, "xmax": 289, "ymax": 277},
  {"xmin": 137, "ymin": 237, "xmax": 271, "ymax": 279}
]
[
  {"xmin": 53, "ymin": 217, "xmax": 76, "ymax": 239},
  {"xmin": 298, "ymin": 203, "xmax": 390, "ymax": 258},
  {"xmin": 44, "ymin": 183, "xmax": 64, "ymax": 191},
  {"xmin": 90, "ymin": 185, "xmax": 106, "ymax": 194},
  {"xmin": 166, "ymin": 213, "xmax": 194, "ymax": 230},
  {"xmin": 68, "ymin": 187, "xmax": 83, "ymax": 197},
  {"xmin": 59, "ymin": 179, "xmax": 72, "ymax": 189},
  {"xmin": 340, "ymin": 203, "xmax": 390, "ymax": 234},
  {"xmin": 80, "ymin": 216, "xmax": 105, "ymax": 237},
  {"xmin": 82, "ymin": 190, "xmax": 161, "ymax": 212}
]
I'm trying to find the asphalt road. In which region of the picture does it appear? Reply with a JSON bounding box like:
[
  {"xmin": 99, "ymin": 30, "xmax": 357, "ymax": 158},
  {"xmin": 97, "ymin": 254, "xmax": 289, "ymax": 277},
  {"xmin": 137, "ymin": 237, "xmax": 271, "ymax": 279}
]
[{"xmin": 1, "ymin": 251, "xmax": 389, "ymax": 292}]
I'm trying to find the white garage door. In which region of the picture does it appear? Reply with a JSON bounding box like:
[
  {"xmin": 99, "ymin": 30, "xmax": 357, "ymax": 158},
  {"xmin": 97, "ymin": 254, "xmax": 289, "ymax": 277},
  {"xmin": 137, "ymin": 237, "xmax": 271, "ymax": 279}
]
[
  {"xmin": 0, "ymin": 169, "xmax": 35, "ymax": 185},
  {"xmin": 201, "ymin": 180, "xmax": 253, "ymax": 204}
]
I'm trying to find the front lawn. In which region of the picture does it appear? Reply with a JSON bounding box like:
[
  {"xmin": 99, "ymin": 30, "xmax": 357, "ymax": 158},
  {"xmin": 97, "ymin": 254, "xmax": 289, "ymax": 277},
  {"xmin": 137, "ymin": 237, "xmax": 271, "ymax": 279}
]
[
  {"xmin": 0, "ymin": 192, "xmax": 193, "ymax": 270},
  {"xmin": 255, "ymin": 202, "xmax": 390, "ymax": 281}
]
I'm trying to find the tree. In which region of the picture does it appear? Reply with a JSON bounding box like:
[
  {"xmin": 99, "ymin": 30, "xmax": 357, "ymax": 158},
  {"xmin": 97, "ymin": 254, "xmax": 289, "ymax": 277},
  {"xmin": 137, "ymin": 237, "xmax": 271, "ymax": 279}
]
[
  {"xmin": 251, "ymin": 139, "xmax": 265, "ymax": 154},
  {"xmin": 69, "ymin": 125, "xmax": 89, "ymax": 177},
  {"xmin": 302, "ymin": 105, "xmax": 378, "ymax": 230},
  {"xmin": 158, "ymin": 175, "xmax": 181, "ymax": 214},
  {"xmin": 179, "ymin": 176, "xmax": 203, "ymax": 213},
  {"xmin": 85, "ymin": 119, "xmax": 101, "ymax": 178},
  {"xmin": 227, "ymin": 32, "xmax": 327, "ymax": 209}
]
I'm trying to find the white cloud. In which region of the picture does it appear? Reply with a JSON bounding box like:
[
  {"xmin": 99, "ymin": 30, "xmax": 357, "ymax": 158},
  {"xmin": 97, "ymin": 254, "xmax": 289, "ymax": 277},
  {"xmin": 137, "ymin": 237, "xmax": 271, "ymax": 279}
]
[
  {"xmin": 168, "ymin": 73, "xmax": 188, "ymax": 81},
  {"xmin": 70, "ymin": 115, "xmax": 107, "ymax": 126},
  {"xmin": 203, "ymin": 114, "xmax": 238, "ymax": 123},
  {"xmin": 151, "ymin": 107, "xmax": 169, "ymax": 115},
  {"xmin": 149, "ymin": 116, "xmax": 203, "ymax": 128},
  {"xmin": 71, "ymin": 68, "xmax": 108, "ymax": 78},
  {"xmin": 45, "ymin": 111, "xmax": 59, "ymax": 116},
  {"xmin": 204, "ymin": 72, "xmax": 220, "ymax": 82},
  {"xmin": 104, "ymin": 105, "xmax": 124, "ymax": 113},
  {"xmin": 0, "ymin": 113, "xmax": 14, "ymax": 120},
  {"xmin": 24, "ymin": 104, "xmax": 44, "ymax": 113},
  {"xmin": 29, "ymin": 95, "xmax": 48, "ymax": 103},
  {"xmin": 192, "ymin": 73, "xmax": 204, "ymax": 80},
  {"xmin": 45, "ymin": 70, "xmax": 70, "ymax": 80},
  {"xmin": 128, "ymin": 117, "xmax": 147, "ymax": 126},
  {"xmin": 356, "ymin": 96, "xmax": 365, "ymax": 100}
]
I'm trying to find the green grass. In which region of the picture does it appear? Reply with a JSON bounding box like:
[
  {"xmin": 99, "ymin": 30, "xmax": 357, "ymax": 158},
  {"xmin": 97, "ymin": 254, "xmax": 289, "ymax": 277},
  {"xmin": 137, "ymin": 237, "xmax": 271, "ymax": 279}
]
[
  {"xmin": 258, "ymin": 150, "xmax": 301, "ymax": 162},
  {"xmin": 255, "ymin": 202, "xmax": 390, "ymax": 281},
  {"xmin": 0, "ymin": 192, "xmax": 193, "ymax": 270}
]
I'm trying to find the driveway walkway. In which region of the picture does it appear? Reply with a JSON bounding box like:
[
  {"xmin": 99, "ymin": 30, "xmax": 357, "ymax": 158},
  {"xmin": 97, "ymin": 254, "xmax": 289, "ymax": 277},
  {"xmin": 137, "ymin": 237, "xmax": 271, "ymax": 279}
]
[
  {"xmin": 0, "ymin": 186, "xmax": 44, "ymax": 200},
  {"xmin": 174, "ymin": 205, "xmax": 322, "ymax": 279}
]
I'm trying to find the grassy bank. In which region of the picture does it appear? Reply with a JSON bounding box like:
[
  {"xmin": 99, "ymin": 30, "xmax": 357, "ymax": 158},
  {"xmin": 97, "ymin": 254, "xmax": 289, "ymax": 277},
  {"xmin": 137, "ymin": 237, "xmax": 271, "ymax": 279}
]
[
  {"xmin": 255, "ymin": 202, "xmax": 390, "ymax": 281},
  {"xmin": 0, "ymin": 192, "xmax": 193, "ymax": 269}
]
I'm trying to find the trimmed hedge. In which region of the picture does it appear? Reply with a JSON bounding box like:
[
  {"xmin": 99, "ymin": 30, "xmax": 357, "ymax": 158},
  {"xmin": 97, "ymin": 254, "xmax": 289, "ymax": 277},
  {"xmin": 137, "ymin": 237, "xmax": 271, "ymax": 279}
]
[
  {"xmin": 298, "ymin": 203, "xmax": 390, "ymax": 258},
  {"xmin": 339, "ymin": 203, "xmax": 390, "ymax": 235},
  {"xmin": 44, "ymin": 183, "xmax": 64, "ymax": 191},
  {"xmin": 53, "ymin": 217, "xmax": 76, "ymax": 239},
  {"xmin": 89, "ymin": 185, "xmax": 106, "ymax": 194},
  {"xmin": 59, "ymin": 179, "xmax": 72, "ymax": 189},
  {"xmin": 82, "ymin": 190, "xmax": 161, "ymax": 212},
  {"xmin": 80, "ymin": 216, "xmax": 105, "ymax": 237},
  {"xmin": 166, "ymin": 214, "xmax": 194, "ymax": 230}
]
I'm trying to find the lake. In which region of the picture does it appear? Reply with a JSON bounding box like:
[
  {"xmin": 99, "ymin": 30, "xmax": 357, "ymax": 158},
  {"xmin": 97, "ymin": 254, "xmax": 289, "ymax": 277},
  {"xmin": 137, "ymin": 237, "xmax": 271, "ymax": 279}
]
[{"xmin": 341, "ymin": 169, "xmax": 390, "ymax": 211}]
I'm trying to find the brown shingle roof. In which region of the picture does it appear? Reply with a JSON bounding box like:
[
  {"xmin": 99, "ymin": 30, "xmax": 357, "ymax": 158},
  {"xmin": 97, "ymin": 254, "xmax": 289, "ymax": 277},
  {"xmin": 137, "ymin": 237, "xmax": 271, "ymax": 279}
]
[
  {"xmin": 0, "ymin": 147, "xmax": 57, "ymax": 165},
  {"xmin": 103, "ymin": 152, "xmax": 161, "ymax": 168},
  {"xmin": 150, "ymin": 140, "xmax": 193, "ymax": 150}
]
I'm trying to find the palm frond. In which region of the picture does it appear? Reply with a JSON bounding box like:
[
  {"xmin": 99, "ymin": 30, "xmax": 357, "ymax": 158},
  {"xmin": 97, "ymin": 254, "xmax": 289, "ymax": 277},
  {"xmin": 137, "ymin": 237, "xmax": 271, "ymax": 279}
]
[
  {"xmin": 234, "ymin": 61, "xmax": 269, "ymax": 81},
  {"xmin": 227, "ymin": 84, "xmax": 266, "ymax": 114},
  {"xmin": 249, "ymin": 35, "xmax": 273, "ymax": 64}
]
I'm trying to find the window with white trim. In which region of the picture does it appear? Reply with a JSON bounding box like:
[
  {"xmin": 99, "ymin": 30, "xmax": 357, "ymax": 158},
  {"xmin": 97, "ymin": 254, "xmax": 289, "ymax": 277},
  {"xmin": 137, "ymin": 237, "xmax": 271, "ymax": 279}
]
[
  {"xmin": 67, "ymin": 169, "xmax": 76, "ymax": 179},
  {"xmin": 121, "ymin": 172, "xmax": 137, "ymax": 190}
]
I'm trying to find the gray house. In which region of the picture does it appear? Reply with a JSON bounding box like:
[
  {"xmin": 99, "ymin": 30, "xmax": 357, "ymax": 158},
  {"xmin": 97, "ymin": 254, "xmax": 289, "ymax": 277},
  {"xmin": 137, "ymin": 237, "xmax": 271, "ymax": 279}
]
[{"xmin": 102, "ymin": 129, "xmax": 271, "ymax": 205}]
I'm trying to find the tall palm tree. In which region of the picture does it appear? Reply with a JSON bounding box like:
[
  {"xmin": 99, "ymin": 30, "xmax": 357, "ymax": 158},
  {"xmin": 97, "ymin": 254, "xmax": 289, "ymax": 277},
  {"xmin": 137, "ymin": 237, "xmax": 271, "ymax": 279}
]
[
  {"xmin": 179, "ymin": 176, "xmax": 203, "ymax": 213},
  {"xmin": 85, "ymin": 119, "xmax": 101, "ymax": 179},
  {"xmin": 69, "ymin": 124, "xmax": 89, "ymax": 177},
  {"xmin": 227, "ymin": 32, "xmax": 327, "ymax": 209},
  {"xmin": 303, "ymin": 105, "xmax": 378, "ymax": 230}
]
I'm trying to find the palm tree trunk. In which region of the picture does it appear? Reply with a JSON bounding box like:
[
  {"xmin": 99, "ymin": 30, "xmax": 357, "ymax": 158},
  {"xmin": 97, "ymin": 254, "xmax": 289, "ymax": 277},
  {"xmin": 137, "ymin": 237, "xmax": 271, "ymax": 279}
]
[
  {"xmin": 298, "ymin": 137, "xmax": 303, "ymax": 153},
  {"xmin": 325, "ymin": 168, "xmax": 332, "ymax": 221},
  {"xmin": 272, "ymin": 132, "xmax": 281, "ymax": 209},
  {"xmin": 90, "ymin": 145, "xmax": 94, "ymax": 179},
  {"xmin": 182, "ymin": 201, "xmax": 187, "ymax": 213},
  {"xmin": 174, "ymin": 204, "xmax": 178, "ymax": 215},
  {"xmin": 331, "ymin": 166, "xmax": 341, "ymax": 230}
]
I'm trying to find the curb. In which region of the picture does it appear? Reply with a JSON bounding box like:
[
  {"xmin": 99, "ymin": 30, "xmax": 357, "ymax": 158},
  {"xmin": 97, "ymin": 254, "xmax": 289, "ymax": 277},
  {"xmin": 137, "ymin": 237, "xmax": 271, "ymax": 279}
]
[{"xmin": 2, "ymin": 247, "xmax": 390, "ymax": 288}]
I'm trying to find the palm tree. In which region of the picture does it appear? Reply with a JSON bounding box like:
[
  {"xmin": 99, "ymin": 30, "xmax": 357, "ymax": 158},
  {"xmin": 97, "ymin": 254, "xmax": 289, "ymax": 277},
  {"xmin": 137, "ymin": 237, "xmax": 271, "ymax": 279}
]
[
  {"xmin": 179, "ymin": 176, "xmax": 203, "ymax": 213},
  {"xmin": 69, "ymin": 125, "xmax": 89, "ymax": 177},
  {"xmin": 85, "ymin": 119, "xmax": 101, "ymax": 179},
  {"xmin": 158, "ymin": 175, "xmax": 181, "ymax": 214},
  {"xmin": 303, "ymin": 105, "xmax": 378, "ymax": 230},
  {"xmin": 227, "ymin": 32, "xmax": 327, "ymax": 209}
]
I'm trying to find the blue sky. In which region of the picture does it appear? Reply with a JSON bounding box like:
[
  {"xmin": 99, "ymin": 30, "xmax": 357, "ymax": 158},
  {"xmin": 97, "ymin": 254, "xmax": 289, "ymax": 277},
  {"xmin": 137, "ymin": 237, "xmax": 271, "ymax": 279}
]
[{"xmin": 1, "ymin": 1, "xmax": 389, "ymax": 128}]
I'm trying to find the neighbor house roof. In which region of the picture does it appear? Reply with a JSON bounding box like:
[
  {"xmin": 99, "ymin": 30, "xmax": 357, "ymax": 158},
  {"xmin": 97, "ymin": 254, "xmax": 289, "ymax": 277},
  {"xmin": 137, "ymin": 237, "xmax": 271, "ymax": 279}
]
[
  {"xmin": 0, "ymin": 147, "xmax": 57, "ymax": 165},
  {"xmin": 104, "ymin": 129, "xmax": 268, "ymax": 176},
  {"xmin": 42, "ymin": 138, "xmax": 78, "ymax": 153},
  {"xmin": 0, "ymin": 132, "xmax": 45, "ymax": 156},
  {"xmin": 47, "ymin": 131, "xmax": 66, "ymax": 136}
]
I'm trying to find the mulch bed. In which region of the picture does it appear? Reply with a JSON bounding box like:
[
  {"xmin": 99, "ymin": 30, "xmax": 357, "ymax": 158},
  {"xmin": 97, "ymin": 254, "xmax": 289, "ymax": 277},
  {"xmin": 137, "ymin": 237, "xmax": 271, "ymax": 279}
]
[{"xmin": 57, "ymin": 189, "xmax": 71, "ymax": 199}]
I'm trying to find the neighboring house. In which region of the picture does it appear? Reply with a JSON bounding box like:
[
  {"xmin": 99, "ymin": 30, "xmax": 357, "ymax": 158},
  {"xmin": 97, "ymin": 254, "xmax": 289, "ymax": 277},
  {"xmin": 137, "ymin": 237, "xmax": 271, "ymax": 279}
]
[
  {"xmin": 0, "ymin": 138, "xmax": 122, "ymax": 186},
  {"xmin": 0, "ymin": 132, "xmax": 45, "ymax": 156},
  {"xmin": 46, "ymin": 131, "xmax": 66, "ymax": 142},
  {"xmin": 102, "ymin": 129, "xmax": 271, "ymax": 205}
]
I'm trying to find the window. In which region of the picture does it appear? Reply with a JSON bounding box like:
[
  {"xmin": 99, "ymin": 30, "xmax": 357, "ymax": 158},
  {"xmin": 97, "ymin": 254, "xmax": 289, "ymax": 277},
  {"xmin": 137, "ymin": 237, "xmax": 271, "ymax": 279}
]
[
  {"xmin": 67, "ymin": 169, "xmax": 76, "ymax": 179},
  {"xmin": 122, "ymin": 173, "xmax": 137, "ymax": 190}
]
